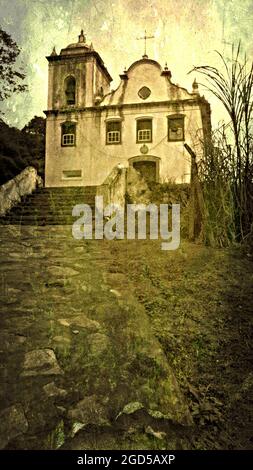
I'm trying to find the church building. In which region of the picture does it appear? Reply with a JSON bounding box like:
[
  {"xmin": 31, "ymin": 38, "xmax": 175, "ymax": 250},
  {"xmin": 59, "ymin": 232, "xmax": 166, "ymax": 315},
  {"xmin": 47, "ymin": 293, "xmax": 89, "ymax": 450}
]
[{"xmin": 44, "ymin": 31, "xmax": 211, "ymax": 187}]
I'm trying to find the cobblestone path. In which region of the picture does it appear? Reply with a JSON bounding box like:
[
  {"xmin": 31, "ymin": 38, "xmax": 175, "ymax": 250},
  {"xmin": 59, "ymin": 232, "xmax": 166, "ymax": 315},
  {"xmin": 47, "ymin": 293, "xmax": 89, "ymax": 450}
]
[{"xmin": 0, "ymin": 225, "xmax": 191, "ymax": 449}]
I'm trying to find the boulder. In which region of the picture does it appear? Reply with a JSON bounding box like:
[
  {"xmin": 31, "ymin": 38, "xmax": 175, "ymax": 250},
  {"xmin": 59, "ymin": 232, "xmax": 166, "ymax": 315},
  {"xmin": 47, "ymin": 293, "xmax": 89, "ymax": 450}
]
[
  {"xmin": 68, "ymin": 395, "xmax": 110, "ymax": 428},
  {"xmin": 21, "ymin": 349, "xmax": 63, "ymax": 377}
]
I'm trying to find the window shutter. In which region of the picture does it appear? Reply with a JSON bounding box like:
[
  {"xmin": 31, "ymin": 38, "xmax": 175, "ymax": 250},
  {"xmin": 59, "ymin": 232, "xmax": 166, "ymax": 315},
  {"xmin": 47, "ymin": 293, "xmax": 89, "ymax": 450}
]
[
  {"xmin": 62, "ymin": 122, "xmax": 76, "ymax": 135},
  {"xmin": 107, "ymin": 121, "xmax": 120, "ymax": 132},
  {"xmin": 137, "ymin": 119, "xmax": 152, "ymax": 131}
]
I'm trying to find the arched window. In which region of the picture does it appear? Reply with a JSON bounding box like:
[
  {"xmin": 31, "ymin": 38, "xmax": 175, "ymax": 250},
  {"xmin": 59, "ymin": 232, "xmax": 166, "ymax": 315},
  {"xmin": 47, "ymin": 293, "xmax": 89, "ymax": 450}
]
[{"xmin": 65, "ymin": 76, "xmax": 76, "ymax": 105}]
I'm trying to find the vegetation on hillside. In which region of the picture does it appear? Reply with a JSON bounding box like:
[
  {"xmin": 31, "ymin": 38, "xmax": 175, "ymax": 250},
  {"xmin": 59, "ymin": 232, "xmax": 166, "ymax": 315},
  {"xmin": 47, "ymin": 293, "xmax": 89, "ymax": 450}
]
[
  {"xmin": 0, "ymin": 116, "xmax": 45, "ymax": 186},
  {"xmin": 0, "ymin": 28, "xmax": 45, "ymax": 185}
]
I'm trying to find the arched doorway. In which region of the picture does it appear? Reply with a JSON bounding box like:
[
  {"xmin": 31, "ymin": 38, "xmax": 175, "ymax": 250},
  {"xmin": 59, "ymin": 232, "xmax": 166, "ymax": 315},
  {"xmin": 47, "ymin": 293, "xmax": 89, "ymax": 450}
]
[{"xmin": 128, "ymin": 156, "xmax": 160, "ymax": 183}]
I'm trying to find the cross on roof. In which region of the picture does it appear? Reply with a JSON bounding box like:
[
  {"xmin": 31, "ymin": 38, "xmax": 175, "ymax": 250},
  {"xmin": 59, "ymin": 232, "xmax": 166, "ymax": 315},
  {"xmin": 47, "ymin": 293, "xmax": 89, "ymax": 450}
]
[{"xmin": 137, "ymin": 30, "xmax": 154, "ymax": 58}]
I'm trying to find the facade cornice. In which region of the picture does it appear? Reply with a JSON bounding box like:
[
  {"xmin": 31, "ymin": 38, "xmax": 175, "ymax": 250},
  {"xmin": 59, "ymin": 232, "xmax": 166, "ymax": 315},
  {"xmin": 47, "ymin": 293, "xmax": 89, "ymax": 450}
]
[
  {"xmin": 44, "ymin": 97, "xmax": 205, "ymax": 117},
  {"xmin": 46, "ymin": 50, "xmax": 113, "ymax": 82}
]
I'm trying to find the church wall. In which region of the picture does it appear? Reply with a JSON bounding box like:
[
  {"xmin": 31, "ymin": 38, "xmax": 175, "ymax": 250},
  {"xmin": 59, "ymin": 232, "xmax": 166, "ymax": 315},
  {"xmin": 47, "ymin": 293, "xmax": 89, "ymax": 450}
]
[
  {"xmin": 94, "ymin": 65, "xmax": 111, "ymax": 98},
  {"xmin": 45, "ymin": 101, "xmax": 205, "ymax": 187},
  {"xmin": 98, "ymin": 103, "xmax": 204, "ymax": 184}
]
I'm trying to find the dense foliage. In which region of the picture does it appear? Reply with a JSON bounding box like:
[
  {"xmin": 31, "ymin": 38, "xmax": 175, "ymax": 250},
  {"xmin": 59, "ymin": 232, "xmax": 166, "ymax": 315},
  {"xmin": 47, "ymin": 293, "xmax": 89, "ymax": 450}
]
[{"xmin": 0, "ymin": 116, "xmax": 45, "ymax": 185}]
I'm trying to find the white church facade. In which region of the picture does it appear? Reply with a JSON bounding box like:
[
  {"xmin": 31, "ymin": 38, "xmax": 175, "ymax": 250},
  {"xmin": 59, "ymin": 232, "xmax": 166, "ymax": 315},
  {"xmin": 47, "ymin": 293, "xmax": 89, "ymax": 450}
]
[{"xmin": 44, "ymin": 31, "xmax": 211, "ymax": 187}]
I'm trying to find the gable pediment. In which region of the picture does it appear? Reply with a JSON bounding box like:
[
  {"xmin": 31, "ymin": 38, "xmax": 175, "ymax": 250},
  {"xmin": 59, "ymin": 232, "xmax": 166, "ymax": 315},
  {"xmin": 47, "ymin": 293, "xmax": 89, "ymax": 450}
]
[{"xmin": 101, "ymin": 59, "xmax": 193, "ymax": 106}]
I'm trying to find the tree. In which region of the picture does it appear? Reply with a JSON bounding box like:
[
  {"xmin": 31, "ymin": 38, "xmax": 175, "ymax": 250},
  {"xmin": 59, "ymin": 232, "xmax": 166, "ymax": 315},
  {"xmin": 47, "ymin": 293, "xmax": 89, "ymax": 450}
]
[
  {"xmin": 22, "ymin": 116, "xmax": 46, "ymax": 136},
  {"xmin": 22, "ymin": 116, "xmax": 46, "ymax": 176},
  {"xmin": 0, "ymin": 28, "xmax": 27, "ymax": 104}
]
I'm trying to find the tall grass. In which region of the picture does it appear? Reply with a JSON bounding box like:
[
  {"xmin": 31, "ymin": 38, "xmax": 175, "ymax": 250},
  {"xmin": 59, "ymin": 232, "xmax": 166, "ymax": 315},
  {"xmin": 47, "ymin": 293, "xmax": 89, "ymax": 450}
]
[
  {"xmin": 197, "ymin": 128, "xmax": 236, "ymax": 246},
  {"xmin": 191, "ymin": 44, "xmax": 253, "ymax": 247}
]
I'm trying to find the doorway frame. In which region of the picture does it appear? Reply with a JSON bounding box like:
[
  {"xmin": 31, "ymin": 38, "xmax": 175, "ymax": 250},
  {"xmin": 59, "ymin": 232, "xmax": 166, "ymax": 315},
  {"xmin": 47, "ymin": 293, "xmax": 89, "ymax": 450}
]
[{"xmin": 128, "ymin": 155, "xmax": 160, "ymax": 183}]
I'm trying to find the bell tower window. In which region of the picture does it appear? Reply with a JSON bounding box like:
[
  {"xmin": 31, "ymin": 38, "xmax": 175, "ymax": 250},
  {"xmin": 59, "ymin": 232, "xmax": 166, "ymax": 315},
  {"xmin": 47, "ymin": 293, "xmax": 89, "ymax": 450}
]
[{"xmin": 65, "ymin": 76, "xmax": 76, "ymax": 106}]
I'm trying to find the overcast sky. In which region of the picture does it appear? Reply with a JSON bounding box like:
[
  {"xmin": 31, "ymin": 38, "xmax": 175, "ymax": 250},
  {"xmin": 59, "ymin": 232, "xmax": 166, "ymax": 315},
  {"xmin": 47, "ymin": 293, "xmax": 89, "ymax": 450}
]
[{"xmin": 1, "ymin": 0, "xmax": 253, "ymax": 128}]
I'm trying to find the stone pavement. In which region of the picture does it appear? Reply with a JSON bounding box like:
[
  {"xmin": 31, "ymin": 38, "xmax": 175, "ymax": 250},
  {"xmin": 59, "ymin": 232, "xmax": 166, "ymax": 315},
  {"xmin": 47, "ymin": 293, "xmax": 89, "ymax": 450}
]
[{"xmin": 0, "ymin": 225, "xmax": 191, "ymax": 449}]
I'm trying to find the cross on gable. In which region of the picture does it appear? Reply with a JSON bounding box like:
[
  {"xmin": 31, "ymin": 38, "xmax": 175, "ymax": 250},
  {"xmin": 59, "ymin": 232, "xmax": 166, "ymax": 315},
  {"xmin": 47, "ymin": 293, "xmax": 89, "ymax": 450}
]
[{"xmin": 137, "ymin": 30, "xmax": 154, "ymax": 58}]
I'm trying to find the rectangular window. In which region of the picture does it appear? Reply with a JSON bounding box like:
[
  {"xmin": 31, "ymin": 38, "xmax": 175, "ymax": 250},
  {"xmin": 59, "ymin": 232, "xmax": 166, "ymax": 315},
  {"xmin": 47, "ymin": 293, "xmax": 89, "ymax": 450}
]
[
  {"xmin": 62, "ymin": 134, "xmax": 75, "ymax": 146},
  {"xmin": 106, "ymin": 121, "xmax": 121, "ymax": 144},
  {"xmin": 168, "ymin": 116, "xmax": 185, "ymax": 141},
  {"xmin": 137, "ymin": 119, "xmax": 152, "ymax": 143},
  {"xmin": 61, "ymin": 122, "xmax": 76, "ymax": 147}
]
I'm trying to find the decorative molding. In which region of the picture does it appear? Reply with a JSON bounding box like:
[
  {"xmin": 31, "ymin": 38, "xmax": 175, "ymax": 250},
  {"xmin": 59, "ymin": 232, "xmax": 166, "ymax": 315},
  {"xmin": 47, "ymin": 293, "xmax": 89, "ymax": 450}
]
[
  {"xmin": 44, "ymin": 97, "xmax": 205, "ymax": 117},
  {"xmin": 140, "ymin": 144, "xmax": 149, "ymax": 154},
  {"xmin": 138, "ymin": 86, "xmax": 151, "ymax": 100}
]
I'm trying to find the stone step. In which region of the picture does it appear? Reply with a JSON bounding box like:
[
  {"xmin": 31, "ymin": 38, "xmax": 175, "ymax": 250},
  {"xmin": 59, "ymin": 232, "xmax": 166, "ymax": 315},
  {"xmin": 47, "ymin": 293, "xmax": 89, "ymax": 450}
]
[
  {"xmin": 1, "ymin": 213, "xmax": 167, "ymax": 224},
  {"xmin": 35, "ymin": 189, "xmax": 97, "ymax": 197},
  {"xmin": 0, "ymin": 215, "xmax": 98, "ymax": 224},
  {"xmin": 29, "ymin": 188, "xmax": 97, "ymax": 194},
  {"xmin": 1, "ymin": 214, "xmax": 79, "ymax": 221},
  {"xmin": 0, "ymin": 220, "xmax": 155, "ymax": 233},
  {"xmin": 23, "ymin": 195, "xmax": 96, "ymax": 202},
  {"xmin": 39, "ymin": 185, "xmax": 97, "ymax": 191},
  {"xmin": 0, "ymin": 184, "xmax": 100, "ymax": 226},
  {"xmin": 10, "ymin": 201, "xmax": 94, "ymax": 207},
  {"xmin": 5, "ymin": 213, "xmax": 81, "ymax": 219},
  {"xmin": 16, "ymin": 203, "xmax": 96, "ymax": 211},
  {"xmin": 0, "ymin": 220, "xmax": 74, "ymax": 226},
  {"xmin": 20, "ymin": 201, "xmax": 96, "ymax": 209},
  {"xmin": 4, "ymin": 215, "xmax": 76, "ymax": 222},
  {"xmin": 8, "ymin": 205, "xmax": 95, "ymax": 214}
]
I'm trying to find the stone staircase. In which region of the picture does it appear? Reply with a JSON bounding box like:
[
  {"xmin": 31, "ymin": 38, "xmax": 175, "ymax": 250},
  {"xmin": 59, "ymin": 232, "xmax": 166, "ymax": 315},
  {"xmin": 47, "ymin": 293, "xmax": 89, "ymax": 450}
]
[{"xmin": 0, "ymin": 186, "xmax": 97, "ymax": 225}]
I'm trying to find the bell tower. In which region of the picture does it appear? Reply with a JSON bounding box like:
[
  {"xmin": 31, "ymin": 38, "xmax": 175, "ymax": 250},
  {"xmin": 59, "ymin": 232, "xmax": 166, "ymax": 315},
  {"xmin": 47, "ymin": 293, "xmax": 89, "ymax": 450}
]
[{"xmin": 46, "ymin": 31, "xmax": 112, "ymax": 110}]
